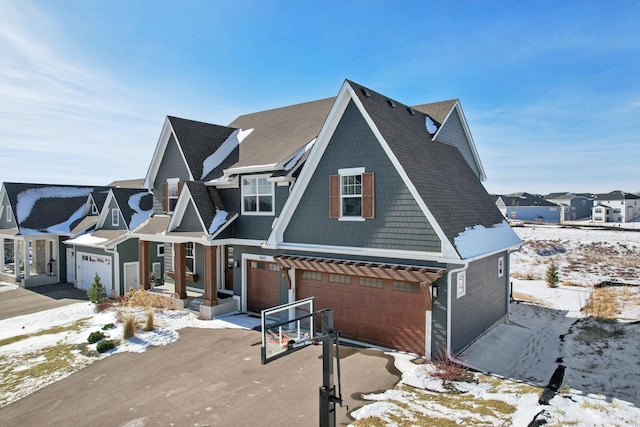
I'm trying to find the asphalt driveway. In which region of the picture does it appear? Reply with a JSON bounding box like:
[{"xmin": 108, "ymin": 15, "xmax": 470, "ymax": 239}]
[
  {"xmin": 0, "ymin": 282, "xmax": 88, "ymax": 321},
  {"xmin": 0, "ymin": 327, "xmax": 401, "ymax": 426}
]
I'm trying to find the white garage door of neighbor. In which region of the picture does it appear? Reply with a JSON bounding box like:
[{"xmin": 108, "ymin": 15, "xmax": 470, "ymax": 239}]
[{"xmin": 78, "ymin": 253, "xmax": 113, "ymax": 292}]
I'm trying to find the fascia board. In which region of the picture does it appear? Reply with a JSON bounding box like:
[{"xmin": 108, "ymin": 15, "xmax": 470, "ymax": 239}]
[
  {"xmin": 266, "ymin": 81, "xmax": 353, "ymax": 247},
  {"xmin": 451, "ymin": 101, "xmax": 487, "ymax": 182},
  {"xmin": 222, "ymin": 164, "xmax": 278, "ymax": 176},
  {"xmin": 95, "ymin": 190, "xmax": 115, "ymax": 230},
  {"xmin": 144, "ymin": 117, "xmax": 173, "ymax": 190}
]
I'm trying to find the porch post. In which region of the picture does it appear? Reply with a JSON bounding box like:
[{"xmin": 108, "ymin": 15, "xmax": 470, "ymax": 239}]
[
  {"xmin": 174, "ymin": 243, "xmax": 187, "ymax": 299},
  {"xmin": 0, "ymin": 238, "xmax": 4, "ymax": 271},
  {"xmin": 13, "ymin": 240, "xmax": 19, "ymax": 282},
  {"xmin": 203, "ymin": 245, "xmax": 217, "ymax": 307},
  {"xmin": 23, "ymin": 239, "xmax": 30, "ymax": 281},
  {"xmin": 139, "ymin": 240, "xmax": 150, "ymax": 290}
]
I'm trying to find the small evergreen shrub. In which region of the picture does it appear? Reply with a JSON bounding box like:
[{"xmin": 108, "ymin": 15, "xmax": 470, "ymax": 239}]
[
  {"xmin": 87, "ymin": 331, "xmax": 105, "ymax": 344},
  {"xmin": 96, "ymin": 340, "xmax": 115, "ymax": 353},
  {"xmin": 546, "ymin": 261, "xmax": 560, "ymax": 288},
  {"xmin": 102, "ymin": 323, "xmax": 115, "ymax": 331},
  {"xmin": 87, "ymin": 273, "xmax": 108, "ymax": 304},
  {"xmin": 123, "ymin": 315, "xmax": 136, "ymax": 340}
]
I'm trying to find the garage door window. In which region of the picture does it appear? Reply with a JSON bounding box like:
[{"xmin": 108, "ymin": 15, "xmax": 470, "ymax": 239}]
[
  {"xmin": 82, "ymin": 255, "xmax": 111, "ymax": 265},
  {"xmin": 359, "ymin": 277, "xmax": 383, "ymax": 288},
  {"xmin": 329, "ymin": 274, "xmax": 350, "ymax": 284},
  {"xmin": 392, "ymin": 281, "xmax": 419, "ymax": 293},
  {"xmin": 302, "ymin": 271, "xmax": 322, "ymax": 281}
]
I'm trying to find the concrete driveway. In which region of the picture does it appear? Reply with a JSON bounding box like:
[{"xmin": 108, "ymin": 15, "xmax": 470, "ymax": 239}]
[
  {"xmin": 0, "ymin": 282, "xmax": 88, "ymax": 321},
  {"xmin": 0, "ymin": 326, "xmax": 400, "ymax": 426}
]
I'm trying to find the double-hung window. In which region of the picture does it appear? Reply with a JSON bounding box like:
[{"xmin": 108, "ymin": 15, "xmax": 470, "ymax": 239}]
[
  {"xmin": 186, "ymin": 242, "xmax": 195, "ymax": 273},
  {"xmin": 112, "ymin": 209, "xmax": 120, "ymax": 227},
  {"xmin": 242, "ymin": 175, "xmax": 274, "ymax": 215},
  {"xmin": 330, "ymin": 168, "xmax": 374, "ymax": 220},
  {"xmin": 166, "ymin": 178, "xmax": 180, "ymax": 213}
]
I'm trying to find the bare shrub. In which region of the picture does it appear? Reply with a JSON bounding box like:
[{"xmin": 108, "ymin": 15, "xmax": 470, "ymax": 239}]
[
  {"xmin": 123, "ymin": 315, "xmax": 137, "ymax": 340},
  {"xmin": 144, "ymin": 310, "xmax": 155, "ymax": 332},
  {"xmin": 95, "ymin": 301, "xmax": 114, "ymax": 313},
  {"xmin": 123, "ymin": 289, "xmax": 173, "ymax": 309},
  {"xmin": 432, "ymin": 345, "xmax": 474, "ymax": 385}
]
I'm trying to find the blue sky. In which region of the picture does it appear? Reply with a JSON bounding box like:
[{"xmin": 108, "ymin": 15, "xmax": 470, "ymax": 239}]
[{"xmin": 1, "ymin": 1, "xmax": 638, "ymax": 195}]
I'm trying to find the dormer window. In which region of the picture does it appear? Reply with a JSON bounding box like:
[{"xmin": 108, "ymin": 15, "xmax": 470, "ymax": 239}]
[
  {"xmin": 242, "ymin": 175, "xmax": 274, "ymax": 215},
  {"xmin": 91, "ymin": 203, "xmax": 99, "ymax": 215},
  {"xmin": 112, "ymin": 209, "xmax": 120, "ymax": 226},
  {"xmin": 330, "ymin": 168, "xmax": 374, "ymax": 220}
]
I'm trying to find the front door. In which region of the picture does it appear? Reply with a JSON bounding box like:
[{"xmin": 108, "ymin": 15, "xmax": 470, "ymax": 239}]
[
  {"xmin": 124, "ymin": 262, "xmax": 139, "ymax": 292},
  {"xmin": 224, "ymin": 245, "xmax": 234, "ymax": 291}
]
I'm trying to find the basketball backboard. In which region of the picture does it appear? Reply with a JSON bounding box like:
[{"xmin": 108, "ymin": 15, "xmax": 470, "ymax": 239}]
[{"xmin": 261, "ymin": 297, "xmax": 315, "ymax": 364}]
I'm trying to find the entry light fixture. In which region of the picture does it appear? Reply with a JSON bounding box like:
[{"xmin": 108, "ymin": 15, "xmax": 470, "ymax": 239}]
[{"xmin": 431, "ymin": 284, "xmax": 439, "ymax": 299}]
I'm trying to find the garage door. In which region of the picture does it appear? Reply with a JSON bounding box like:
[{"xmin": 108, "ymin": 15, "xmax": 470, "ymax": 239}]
[
  {"xmin": 78, "ymin": 253, "xmax": 113, "ymax": 292},
  {"xmin": 297, "ymin": 271, "xmax": 426, "ymax": 355},
  {"xmin": 247, "ymin": 260, "xmax": 282, "ymax": 313}
]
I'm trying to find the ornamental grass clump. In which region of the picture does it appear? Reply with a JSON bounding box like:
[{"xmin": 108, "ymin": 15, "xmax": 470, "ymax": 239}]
[{"xmin": 123, "ymin": 315, "xmax": 136, "ymax": 340}]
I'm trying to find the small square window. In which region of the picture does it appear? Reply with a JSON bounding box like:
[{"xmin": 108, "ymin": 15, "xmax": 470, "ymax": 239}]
[
  {"xmin": 457, "ymin": 272, "xmax": 466, "ymax": 298},
  {"xmin": 112, "ymin": 209, "xmax": 120, "ymax": 226},
  {"xmin": 157, "ymin": 245, "xmax": 165, "ymax": 257}
]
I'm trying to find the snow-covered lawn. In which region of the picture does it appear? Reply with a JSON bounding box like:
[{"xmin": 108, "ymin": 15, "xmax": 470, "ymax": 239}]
[{"xmin": 2, "ymin": 225, "xmax": 640, "ymax": 425}]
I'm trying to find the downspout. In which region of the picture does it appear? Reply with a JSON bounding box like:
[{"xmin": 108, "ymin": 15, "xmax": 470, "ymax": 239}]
[
  {"xmin": 103, "ymin": 246, "xmax": 120, "ymax": 298},
  {"xmin": 506, "ymin": 246, "xmax": 522, "ymax": 323}
]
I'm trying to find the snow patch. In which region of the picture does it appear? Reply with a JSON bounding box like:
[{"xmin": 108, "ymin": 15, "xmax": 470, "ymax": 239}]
[
  {"xmin": 127, "ymin": 192, "xmax": 152, "ymax": 230},
  {"xmin": 453, "ymin": 220, "xmax": 522, "ymax": 259},
  {"xmin": 200, "ymin": 128, "xmax": 253, "ymax": 180},
  {"xmin": 16, "ymin": 186, "xmax": 93, "ymax": 224},
  {"xmin": 425, "ymin": 116, "xmax": 438, "ymax": 133},
  {"xmin": 208, "ymin": 210, "xmax": 228, "ymax": 234},
  {"xmin": 64, "ymin": 233, "xmax": 109, "ymax": 246}
]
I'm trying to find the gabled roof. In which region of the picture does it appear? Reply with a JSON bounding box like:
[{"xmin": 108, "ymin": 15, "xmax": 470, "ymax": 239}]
[
  {"xmin": 87, "ymin": 188, "xmax": 111, "ymax": 215},
  {"xmin": 593, "ymin": 190, "xmax": 640, "ymax": 201},
  {"xmin": 2, "ymin": 183, "xmax": 110, "ymax": 235},
  {"xmin": 226, "ymin": 97, "xmax": 335, "ymax": 172},
  {"xmin": 105, "ymin": 188, "xmax": 154, "ymax": 230},
  {"xmin": 269, "ymin": 80, "xmax": 520, "ymax": 260},
  {"xmin": 412, "ymin": 99, "xmax": 458, "ymax": 125},
  {"xmin": 167, "ymin": 181, "xmax": 237, "ymax": 238}
]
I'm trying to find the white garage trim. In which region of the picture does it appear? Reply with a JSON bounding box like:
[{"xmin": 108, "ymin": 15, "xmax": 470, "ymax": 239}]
[{"xmin": 240, "ymin": 253, "xmax": 274, "ymax": 312}]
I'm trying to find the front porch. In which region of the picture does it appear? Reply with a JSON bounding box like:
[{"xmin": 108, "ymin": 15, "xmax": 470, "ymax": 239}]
[
  {"xmin": 149, "ymin": 278, "xmax": 239, "ymax": 319},
  {"xmin": 0, "ymin": 236, "xmax": 60, "ymax": 288}
]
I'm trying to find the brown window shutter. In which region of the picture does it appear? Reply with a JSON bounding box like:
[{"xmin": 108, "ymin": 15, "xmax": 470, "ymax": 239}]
[
  {"xmin": 362, "ymin": 172, "xmax": 375, "ymax": 219},
  {"xmin": 162, "ymin": 182, "xmax": 168, "ymax": 212},
  {"xmin": 329, "ymin": 174, "xmax": 340, "ymax": 218},
  {"xmin": 178, "ymin": 181, "xmax": 185, "ymax": 196}
]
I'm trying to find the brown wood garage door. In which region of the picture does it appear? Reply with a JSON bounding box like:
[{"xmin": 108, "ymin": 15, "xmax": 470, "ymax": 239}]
[
  {"xmin": 296, "ymin": 271, "xmax": 426, "ymax": 355},
  {"xmin": 247, "ymin": 261, "xmax": 282, "ymax": 313}
]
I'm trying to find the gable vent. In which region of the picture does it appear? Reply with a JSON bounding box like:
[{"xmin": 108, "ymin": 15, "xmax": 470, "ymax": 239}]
[
  {"xmin": 386, "ymin": 99, "xmax": 396, "ymax": 108},
  {"xmin": 360, "ymin": 88, "xmax": 371, "ymax": 98},
  {"xmin": 407, "ymin": 107, "xmax": 415, "ymax": 116}
]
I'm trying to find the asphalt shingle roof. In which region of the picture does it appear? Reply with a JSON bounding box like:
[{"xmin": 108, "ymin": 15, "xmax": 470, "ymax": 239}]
[
  {"xmin": 347, "ymin": 81, "xmax": 506, "ymax": 247},
  {"xmin": 110, "ymin": 188, "xmax": 154, "ymax": 230}
]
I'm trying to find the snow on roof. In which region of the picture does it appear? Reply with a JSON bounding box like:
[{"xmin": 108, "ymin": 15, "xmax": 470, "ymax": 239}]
[
  {"xmin": 425, "ymin": 116, "xmax": 438, "ymax": 134},
  {"xmin": 284, "ymin": 139, "xmax": 315, "ymax": 171},
  {"xmin": 16, "ymin": 186, "xmax": 94, "ymax": 224},
  {"xmin": 200, "ymin": 128, "xmax": 253, "ymax": 180},
  {"xmin": 127, "ymin": 192, "xmax": 153, "ymax": 230},
  {"xmin": 64, "ymin": 233, "xmax": 109, "ymax": 246},
  {"xmin": 208, "ymin": 210, "xmax": 229, "ymax": 234},
  {"xmin": 453, "ymin": 220, "xmax": 522, "ymax": 259}
]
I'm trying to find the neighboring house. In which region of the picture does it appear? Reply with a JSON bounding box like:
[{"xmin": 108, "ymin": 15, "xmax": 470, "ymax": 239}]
[
  {"xmin": 545, "ymin": 192, "xmax": 593, "ymax": 221},
  {"xmin": 0, "ymin": 183, "xmax": 109, "ymax": 287},
  {"xmin": 64, "ymin": 188, "xmax": 156, "ymax": 297},
  {"xmin": 108, "ymin": 178, "xmax": 145, "ymax": 188},
  {"xmin": 135, "ymin": 79, "xmax": 522, "ymax": 358},
  {"xmin": 496, "ymin": 192, "xmax": 562, "ymax": 223},
  {"xmin": 592, "ymin": 191, "xmax": 640, "ymax": 223}
]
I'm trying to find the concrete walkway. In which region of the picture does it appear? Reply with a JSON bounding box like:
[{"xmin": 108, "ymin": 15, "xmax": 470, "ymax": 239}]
[{"xmin": 0, "ymin": 282, "xmax": 88, "ymax": 321}]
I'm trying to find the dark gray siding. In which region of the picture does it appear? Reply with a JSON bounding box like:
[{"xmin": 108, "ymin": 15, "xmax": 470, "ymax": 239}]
[
  {"xmin": 58, "ymin": 238, "xmax": 68, "ymax": 281},
  {"xmin": 284, "ymin": 100, "xmax": 440, "ymax": 252},
  {"xmin": 153, "ymin": 135, "xmax": 191, "ymax": 213},
  {"xmin": 449, "ymin": 252, "xmax": 509, "ymax": 353},
  {"xmin": 218, "ymin": 185, "xmax": 289, "ymax": 240},
  {"xmin": 0, "ymin": 192, "xmax": 16, "ymax": 228},
  {"xmin": 430, "ymin": 274, "xmax": 449, "ymax": 359},
  {"xmin": 176, "ymin": 201, "xmax": 204, "ymax": 232},
  {"xmin": 434, "ymin": 109, "xmax": 480, "ymax": 179},
  {"xmin": 102, "ymin": 198, "xmax": 124, "ymax": 230}
]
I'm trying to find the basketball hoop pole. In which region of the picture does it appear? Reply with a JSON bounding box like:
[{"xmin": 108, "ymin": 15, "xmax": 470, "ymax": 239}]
[{"xmin": 318, "ymin": 309, "xmax": 337, "ymax": 427}]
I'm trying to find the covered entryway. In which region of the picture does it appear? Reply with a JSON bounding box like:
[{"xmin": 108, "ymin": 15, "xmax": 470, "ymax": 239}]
[
  {"xmin": 246, "ymin": 260, "xmax": 282, "ymax": 313},
  {"xmin": 275, "ymin": 256, "xmax": 444, "ymax": 355},
  {"xmin": 78, "ymin": 253, "xmax": 112, "ymax": 292}
]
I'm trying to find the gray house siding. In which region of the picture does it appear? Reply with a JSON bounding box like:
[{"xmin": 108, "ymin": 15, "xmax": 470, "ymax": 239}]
[
  {"xmin": 153, "ymin": 135, "xmax": 191, "ymax": 213},
  {"xmin": 430, "ymin": 274, "xmax": 449, "ymax": 359},
  {"xmin": 58, "ymin": 238, "xmax": 68, "ymax": 281},
  {"xmin": 284, "ymin": 100, "xmax": 441, "ymax": 252},
  {"xmin": 449, "ymin": 252, "xmax": 509, "ymax": 353},
  {"xmin": 0, "ymin": 192, "xmax": 16, "ymax": 228},
  {"xmin": 434, "ymin": 109, "xmax": 480, "ymax": 179},
  {"xmin": 218, "ymin": 185, "xmax": 289, "ymax": 240},
  {"xmin": 102, "ymin": 198, "xmax": 124, "ymax": 231},
  {"xmin": 176, "ymin": 201, "xmax": 203, "ymax": 232}
]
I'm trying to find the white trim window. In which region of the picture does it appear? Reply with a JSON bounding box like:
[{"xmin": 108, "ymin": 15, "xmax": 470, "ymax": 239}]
[
  {"xmin": 112, "ymin": 209, "xmax": 120, "ymax": 226},
  {"xmin": 157, "ymin": 244, "xmax": 165, "ymax": 257},
  {"xmin": 457, "ymin": 271, "xmax": 466, "ymax": 298},
  {"xmin": 167, "ymin": 178, "xmax": 180, "ymax": 213},
  {"xmin": 6, "ymin": 206, "xmax": 11, "ymax": 222},
  {"xmin": 186, "ymin": 242, "xmax": 195, "ymax": 273},
  {"xmin": 242, "ymin": 175, "xmax": 274, "ymax": 215},
  {"xmin": 329, "ymin": 167, "xmax": 375, "ymax": 220}
]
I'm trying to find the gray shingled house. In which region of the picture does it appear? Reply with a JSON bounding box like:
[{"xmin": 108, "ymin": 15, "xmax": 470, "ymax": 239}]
[
  {"xmin": 64, "ymin": 187, "xmax": 156, "ymax": 296},
  {"xmin": 0, "ymin": 183, "xmax": 110, "ymax": 287},
  {"xmin": 134, "ymin": 80, "xmax": 521, "ymax": 357}
]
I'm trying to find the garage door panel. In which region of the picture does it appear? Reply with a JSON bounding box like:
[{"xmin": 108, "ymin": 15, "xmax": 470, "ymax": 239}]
[
  {"xmin": 78, "ymin": 253, "xmax": 112, "ymax": 292},
  {"xmin": 247, "ymin": 261, "xmax": 282, "ymax": 313},
  {"xmin": 296, "ymin": 273, "xmax": 426, "ymax": 354}
]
